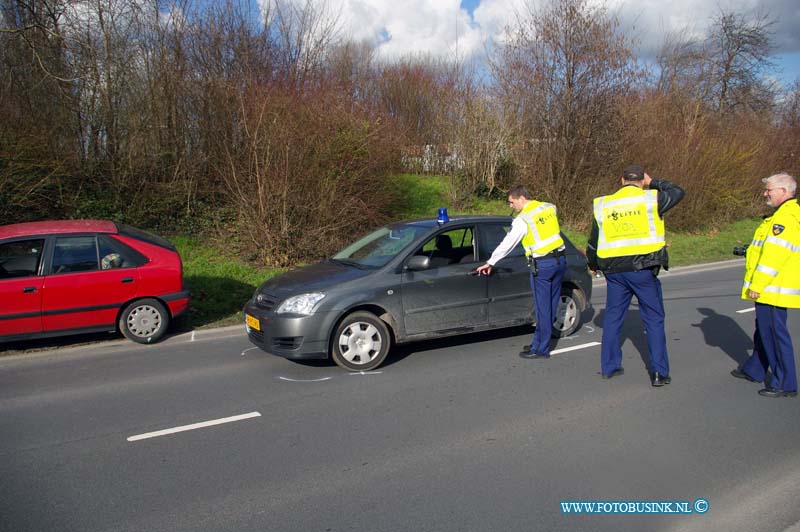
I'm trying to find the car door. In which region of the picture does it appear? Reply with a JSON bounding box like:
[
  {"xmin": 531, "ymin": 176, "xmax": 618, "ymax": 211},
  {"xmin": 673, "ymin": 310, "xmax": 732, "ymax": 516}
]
[
  {"xmin": 42, "ymin": 235, "xmax": 140, "ymax": 332},
  {"xmin": 478, "ymin": 222, "xmax": 533, "ymax": 325},
  {"xmin": 0, "ymin": 238, "xmax": 45, "ymax": 336},
  {"xmin": 400, "ymin": 226, "xmax": 488, "ymax": 335}
]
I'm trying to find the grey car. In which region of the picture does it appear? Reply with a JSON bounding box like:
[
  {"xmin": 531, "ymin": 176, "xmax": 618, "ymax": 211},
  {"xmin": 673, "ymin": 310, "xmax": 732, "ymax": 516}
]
[{"xmin": 243, "ymin": 215, "xmax": 592, "ymax": 371}]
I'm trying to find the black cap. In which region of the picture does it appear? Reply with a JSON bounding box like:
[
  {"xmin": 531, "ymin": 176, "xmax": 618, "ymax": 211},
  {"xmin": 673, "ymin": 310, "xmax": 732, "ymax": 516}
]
[{"xmin": 623, "ymin": 164, "xmax": 644, "ymax": 181}]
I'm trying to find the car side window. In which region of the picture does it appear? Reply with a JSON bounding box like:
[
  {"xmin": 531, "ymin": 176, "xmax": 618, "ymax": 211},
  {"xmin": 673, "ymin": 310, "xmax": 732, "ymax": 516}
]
[
  {"xmin": 478, "ymin": 223, "xmax": 525, "ymax": 261},
  {"xmin": 98, "ymin": 235, "xmax": 148, "ymax": 269},
  {"xmin": 0, "ymin": 239, "xmax": 45, "ymax": 279},
  {"xmin": 52, "ymin": 236, "xmax": 99, "ymax": 274},
  {"xmin": 415, "ymin": 227, "xmax": 475, "ymax": 268}
]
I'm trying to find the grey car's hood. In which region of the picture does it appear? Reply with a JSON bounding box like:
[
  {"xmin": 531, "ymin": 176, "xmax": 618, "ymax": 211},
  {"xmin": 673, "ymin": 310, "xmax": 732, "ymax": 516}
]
[{"xmin": 257, "ymin": 260, "xmax": 374, "ymax": 299}]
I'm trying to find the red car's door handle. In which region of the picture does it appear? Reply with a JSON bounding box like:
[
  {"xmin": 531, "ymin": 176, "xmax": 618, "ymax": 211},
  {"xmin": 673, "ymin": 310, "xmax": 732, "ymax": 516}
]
[
  {"xmin": 23, "ymin": 287, "xmax": 37, "ymax": 293},
  {"xmin": 121, "ymin": 277, "xmax": 134, "ymax": 283}
]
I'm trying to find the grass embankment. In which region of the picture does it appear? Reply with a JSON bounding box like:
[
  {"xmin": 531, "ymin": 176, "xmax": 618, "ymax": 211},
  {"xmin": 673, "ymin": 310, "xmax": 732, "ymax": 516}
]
[{"xmin": 179, "ymin": 174, "xmax": 758, "ymax": 329}]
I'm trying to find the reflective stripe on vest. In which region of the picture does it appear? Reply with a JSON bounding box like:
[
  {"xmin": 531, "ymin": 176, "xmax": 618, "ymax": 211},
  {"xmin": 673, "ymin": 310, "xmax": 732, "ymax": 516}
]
[
  {"xmin": 755, "ymin": 264, "xmax": 779, "ymax": 277},
  {"xmin": 766, "ymin": 235, "xmax": 800, "ymax": 253},
  {"xmin": 518, "ymin": 201, "xmax": 564, "ymax": 257},
  {"xmin": 594, "ymin": 188, "xmax": 665, "ymax": 258},
  {"xmin": 743, "ymin": 281, "xmax": 800, "ymax": 296}
]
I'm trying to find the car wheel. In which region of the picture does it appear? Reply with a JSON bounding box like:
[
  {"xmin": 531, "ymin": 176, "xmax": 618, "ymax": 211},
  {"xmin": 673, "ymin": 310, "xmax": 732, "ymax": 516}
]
[
  {"xmin": 552, "ymin": 287, "xmax": 585, "ymax": 338},
  {"xmin": 331, "ymin": 311, "xmax": 391, "ymax": 371},
  {"xmin": 119, "ymin": 298, "xmax": 170, "ymax": 344}
]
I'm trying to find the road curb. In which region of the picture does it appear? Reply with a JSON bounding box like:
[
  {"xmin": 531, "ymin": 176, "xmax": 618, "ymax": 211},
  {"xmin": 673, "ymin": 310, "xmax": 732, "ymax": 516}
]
[{"xmin": 163, "ymin": 323, "xmax": 244, "ymax": 345}]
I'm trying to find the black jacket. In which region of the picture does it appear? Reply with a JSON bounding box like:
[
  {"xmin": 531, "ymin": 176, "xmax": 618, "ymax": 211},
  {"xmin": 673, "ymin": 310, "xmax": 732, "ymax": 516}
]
[{"xmin": 586, "ymin": 179, "xmax": 686, "ymax": 273}]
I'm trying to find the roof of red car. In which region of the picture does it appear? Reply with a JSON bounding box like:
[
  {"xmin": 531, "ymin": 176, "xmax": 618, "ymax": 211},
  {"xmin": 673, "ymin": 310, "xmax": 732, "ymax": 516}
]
[{"xmin": 0, "ymin": 220, "xmax": 118, "ymax": 240}]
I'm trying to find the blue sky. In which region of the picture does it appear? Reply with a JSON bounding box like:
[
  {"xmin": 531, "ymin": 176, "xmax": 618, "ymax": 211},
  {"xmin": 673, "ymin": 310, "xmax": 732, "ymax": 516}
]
[{"xmin": 318, "ymin": 0, "xmax": 800, "ymax": 87}]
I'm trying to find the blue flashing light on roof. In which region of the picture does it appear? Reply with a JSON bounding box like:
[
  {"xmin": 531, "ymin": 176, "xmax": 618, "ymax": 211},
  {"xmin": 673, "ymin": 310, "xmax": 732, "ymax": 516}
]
[{"xmin": 437, "ymin": 207, "xmax": 449, "ymax": 225}]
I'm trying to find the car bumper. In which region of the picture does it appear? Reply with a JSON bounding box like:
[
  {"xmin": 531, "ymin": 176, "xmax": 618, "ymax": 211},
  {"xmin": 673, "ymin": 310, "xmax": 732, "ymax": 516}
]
[
  {"xmin": 243, "ymin": 302, "xmax": 334, "ymax": 360},
  {"xmin": 163, "ymin": 290, "xmax": 191, "ymax": 318}
]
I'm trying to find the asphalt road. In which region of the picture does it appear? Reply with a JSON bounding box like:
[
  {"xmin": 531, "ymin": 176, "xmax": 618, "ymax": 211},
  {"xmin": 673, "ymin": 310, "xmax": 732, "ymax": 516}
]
[{"xmin": 2, "ymin": 260, "xmax": 800, "ymax": 532}]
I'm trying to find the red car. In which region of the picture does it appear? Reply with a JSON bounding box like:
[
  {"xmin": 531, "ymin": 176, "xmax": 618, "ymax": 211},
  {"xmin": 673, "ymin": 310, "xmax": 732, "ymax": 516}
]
[{"xmin": 0, "ymin": 220, "xmax": 189, "ymax": 344}]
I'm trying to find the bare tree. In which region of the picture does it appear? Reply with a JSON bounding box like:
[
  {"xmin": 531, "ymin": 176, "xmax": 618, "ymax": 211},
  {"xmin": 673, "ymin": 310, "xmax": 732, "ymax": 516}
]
[
  {"xmin": 707, "ymin": 9, "xmax": 777, "ymax": 114},
  {"xmin": 491, "ymin": 0, "xmax": 636, "ymax": 221},
  {"xmin": 656, "ymin": 9, "xmax": 778, "ymax": 116}
]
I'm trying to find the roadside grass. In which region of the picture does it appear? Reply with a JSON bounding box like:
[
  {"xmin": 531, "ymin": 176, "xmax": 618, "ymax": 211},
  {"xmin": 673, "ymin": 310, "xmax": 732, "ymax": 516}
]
[
  {"xmin": 387, "ymin": 173, "xmax": 450, "ymax": 218},
  {"xmin": 171, "ymin": 236, "xmax": 284, "ymax": 329},
  {"xmin": 179, "ymin": 174, "xmax": 757, "ymax": 328}
]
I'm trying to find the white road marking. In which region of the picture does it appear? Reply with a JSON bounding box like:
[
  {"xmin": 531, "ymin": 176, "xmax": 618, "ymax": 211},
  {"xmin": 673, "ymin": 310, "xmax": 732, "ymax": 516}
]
[
  {"xmin": 551, "ymin": 342, "xmax": 601, "ymax": 355},
  {"xmin": 127, "ymin": 411, "xmax": 261, "ymax": 442},
  {"xmin": 278, "ymin": 376, "xmax": 332, "ymax": 382},
  {"xmin": 737, "ymin": 308, "xmax": 756, "ymax": 314},
  {"xmin": 191, "ymin": 331, "xmax": 196, "ymax": 341},
  {"xmin": 240, "ymin": 347, "xmax": 258, "ymax": 356}
]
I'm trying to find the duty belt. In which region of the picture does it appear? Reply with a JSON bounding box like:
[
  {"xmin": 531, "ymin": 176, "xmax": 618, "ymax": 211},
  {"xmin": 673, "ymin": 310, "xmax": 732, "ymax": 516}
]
[
  {"xmin": 527, "ymin": 247, "xmax": 564, "ymax": 276},
  {"xmin": 538, "ymin": 247, "xmax": 565, "ymax": 260}
]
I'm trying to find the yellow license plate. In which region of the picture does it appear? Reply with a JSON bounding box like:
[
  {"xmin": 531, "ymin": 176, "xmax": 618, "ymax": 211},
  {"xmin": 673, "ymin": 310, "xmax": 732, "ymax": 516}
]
[{"xmin": 245, "ymin": 314, "xmax": 261, "ymax": 331}]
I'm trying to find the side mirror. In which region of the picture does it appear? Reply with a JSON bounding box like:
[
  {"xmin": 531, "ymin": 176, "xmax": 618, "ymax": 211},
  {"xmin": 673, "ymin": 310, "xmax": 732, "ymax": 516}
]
[{"xmin": 406, "ymin": 255, "xmax": 430, "ymax": 271}]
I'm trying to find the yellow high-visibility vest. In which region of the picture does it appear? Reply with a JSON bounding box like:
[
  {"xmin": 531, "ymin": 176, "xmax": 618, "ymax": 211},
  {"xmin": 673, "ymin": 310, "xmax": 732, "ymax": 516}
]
[
  {"xmin": 594, "ymin": 187, "xmax": 665, "ymax": 258},
  {"xmin": 742, "ymin": 199, "xmax": 800, "ymax": 308},
  {"xmin": 518, "ymin": 200, "xmax": 564, "ymax": 257}
]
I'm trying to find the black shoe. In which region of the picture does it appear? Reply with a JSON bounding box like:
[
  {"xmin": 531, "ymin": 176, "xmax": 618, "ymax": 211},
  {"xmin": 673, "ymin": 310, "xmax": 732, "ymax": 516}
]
[
  {"xmin": 731, "ymin": 368, "xmax": 758, "ymax": 383},
  {"xmin": 519, "ymin": 350, "xmax": 549, "ymax": 359},
  {"xmin": 602, "ymin": 368, "xmax": 624, "ymax": 379},
  {"xmin": 758, "ymin": 387, "xmax": 798, "ymax": 398},
  {"xmin": 650, "ymin": 372, "xmax": 671, "ymax": 387}
]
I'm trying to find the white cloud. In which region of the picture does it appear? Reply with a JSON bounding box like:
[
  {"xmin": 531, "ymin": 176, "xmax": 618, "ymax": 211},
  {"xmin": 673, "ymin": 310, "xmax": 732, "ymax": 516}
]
[
  {"xmin": 275, "ymin": 0, "xmax": 799, "ymax": 77},
  {"xmin": 330, "ymin": 0, "xmax": 485, "ymax": 61}
]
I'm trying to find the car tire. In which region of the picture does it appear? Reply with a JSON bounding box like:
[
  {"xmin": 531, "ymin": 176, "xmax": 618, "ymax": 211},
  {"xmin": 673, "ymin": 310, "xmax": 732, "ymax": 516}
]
[
  {"xmin": 552, "ymin": 287, "xmax": 585, "ymax": 338},
  {"xmin": 331, "ymin": 311, "xmax": 391, "ymax": 371},
  {"xmin": 119, "ymin": 298, "xmax": 170, "ymax": 344}
]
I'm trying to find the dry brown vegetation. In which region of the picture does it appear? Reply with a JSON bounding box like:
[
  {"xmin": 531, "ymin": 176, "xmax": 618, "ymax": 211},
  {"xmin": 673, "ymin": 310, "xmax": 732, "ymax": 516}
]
[{"xmin": 1, "ymin": 0, "xmax": 798, "ymax": 265}]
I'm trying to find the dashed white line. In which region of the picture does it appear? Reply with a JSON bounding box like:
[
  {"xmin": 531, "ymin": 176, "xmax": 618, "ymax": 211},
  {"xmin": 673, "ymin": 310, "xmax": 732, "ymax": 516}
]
[
  {"xmin": 127, "ymin": 411, "xmax": 261, "ymax": 442},
  {"xmin": 737, "ymin": 308, "xmax": 756, "ymax": 314},
  {"xmin": 551, "ymin": 341, "xmax": 601, "ymax": 355}
]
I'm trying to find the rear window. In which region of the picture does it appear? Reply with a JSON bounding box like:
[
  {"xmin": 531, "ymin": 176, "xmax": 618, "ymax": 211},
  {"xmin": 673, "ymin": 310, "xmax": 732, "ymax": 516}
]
[
  {"xmin": 117, "ymin": 224, "xmax": 176, "ymax": 251},
  {"xmin": 52, "ymin": 236, "xmax": 99, "ymax": 273},
  {"xmin": 99, "ymin": 235, "xmax": 148, "ymax": 268}
]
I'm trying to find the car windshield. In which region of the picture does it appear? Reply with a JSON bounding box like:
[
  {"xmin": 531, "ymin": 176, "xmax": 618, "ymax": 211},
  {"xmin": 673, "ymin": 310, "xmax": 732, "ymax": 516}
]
[{"xmin": 332, "ymin": 224, "xmax": 429, "ymax": 268}]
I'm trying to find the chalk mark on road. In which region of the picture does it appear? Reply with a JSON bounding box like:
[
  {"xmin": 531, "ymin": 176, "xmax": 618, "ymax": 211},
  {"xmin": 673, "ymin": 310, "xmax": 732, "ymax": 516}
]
[
  {"xmin": 736, "ymin": 308, "xmax": 756, "ymax": 314},
  {"xmin": 277, "ymin": 376, "xmax": 333, "ymax": 382}
]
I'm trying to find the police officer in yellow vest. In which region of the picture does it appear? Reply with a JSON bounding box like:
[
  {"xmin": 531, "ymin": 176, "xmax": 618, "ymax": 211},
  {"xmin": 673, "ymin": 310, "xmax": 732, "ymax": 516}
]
[
  {"xmin": 476, "ymin": 185, "xmax": 566, "ymax": 358},
  {"xmin": 586, "ymin": 165, "xmax": 685, "ymax": 386},
  {"xmin": 731, "ymin": 173, "xmax": 800, "ymax": 397}
]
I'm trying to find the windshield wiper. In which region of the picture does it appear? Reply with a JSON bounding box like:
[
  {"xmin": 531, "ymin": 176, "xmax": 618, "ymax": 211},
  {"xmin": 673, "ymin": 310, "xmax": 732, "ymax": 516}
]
[{"xmin": 329, "ymin": 258, "xmax": 366, "ymax": 269}]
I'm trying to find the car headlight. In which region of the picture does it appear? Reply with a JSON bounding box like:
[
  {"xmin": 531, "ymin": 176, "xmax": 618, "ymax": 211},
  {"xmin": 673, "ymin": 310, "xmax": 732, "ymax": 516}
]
[{"xmin": 276, "ymin": 293, "xmax": 326, "ymax": 315}]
